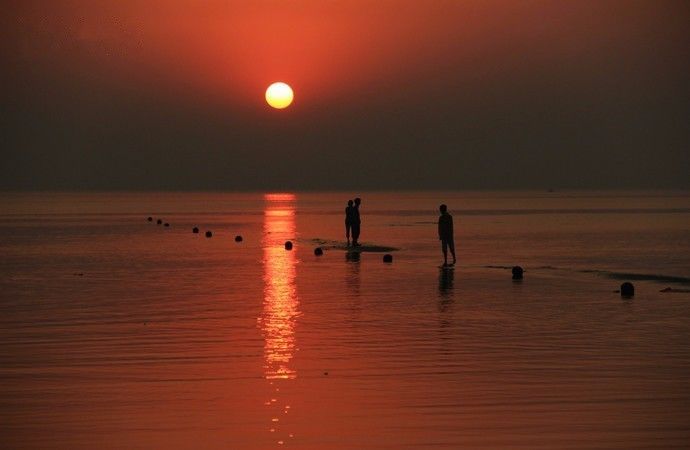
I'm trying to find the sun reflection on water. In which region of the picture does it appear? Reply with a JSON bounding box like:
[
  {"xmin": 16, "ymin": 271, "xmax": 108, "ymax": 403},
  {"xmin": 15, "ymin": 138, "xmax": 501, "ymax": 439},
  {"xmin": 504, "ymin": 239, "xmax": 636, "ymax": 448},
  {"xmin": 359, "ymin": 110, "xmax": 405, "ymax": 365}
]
[{"xmin": 260, "ymin": 193, "xmax": 299, "ymax": 381}]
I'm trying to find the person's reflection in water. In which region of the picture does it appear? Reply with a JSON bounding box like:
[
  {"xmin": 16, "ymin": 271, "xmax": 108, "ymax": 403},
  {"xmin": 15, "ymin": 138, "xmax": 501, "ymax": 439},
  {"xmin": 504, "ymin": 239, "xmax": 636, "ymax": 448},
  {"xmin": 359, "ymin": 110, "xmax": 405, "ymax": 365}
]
[
  {"xmin": 437, "ymin": 267, "xmax": 455, "ymax": 353},
  {"xmin": 345, "ymin": 252, "xmax": 362, "ymax": 268},
  {"xmin": 345, "ymin": 251, "xmax": 361, "ymax": 292},
  {"xmin": 260, "ymin": 193, "xmax": 300, "ymax": 445},
  {"xmin": 345, "ymin": 251, "xmax": 362, "ymax": 318},
  {"xmin": 345, "ymin": 250, "xmax": 361, "ymax": 263},
  {"xmin": 438, "ymin": 267, "xmax": 454, "ymax": 312}
]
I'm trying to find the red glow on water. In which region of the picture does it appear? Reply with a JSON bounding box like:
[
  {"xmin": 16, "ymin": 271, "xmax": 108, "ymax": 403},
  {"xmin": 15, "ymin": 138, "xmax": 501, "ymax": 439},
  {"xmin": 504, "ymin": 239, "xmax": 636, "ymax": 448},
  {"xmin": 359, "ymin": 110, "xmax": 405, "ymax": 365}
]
[
  {"xmin": 264, "ymin": 193, "xmax": 297, "ymax": 202},
  {"xmin": 260, "ymin": 193, "xmax": 299, "ymax": 380}
]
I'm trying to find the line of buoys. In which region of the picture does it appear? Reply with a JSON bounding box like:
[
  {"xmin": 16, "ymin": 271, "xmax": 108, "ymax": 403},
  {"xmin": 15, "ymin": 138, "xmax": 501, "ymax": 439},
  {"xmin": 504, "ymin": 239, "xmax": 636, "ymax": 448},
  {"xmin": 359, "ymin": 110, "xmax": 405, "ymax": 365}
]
[
  {"xmin": 502, "ymin": 266, "xmax": 643, "ymax": 298},
  {"xmin": 505, "ymin": 266, "xmax": 640, "ymax": 298},
  {"xmin": 139, "ymin": 221, "xmax": 647, "ymax": 295},
  {"xmin": 147, "ymin": 218, "xmax": 247, "ymax": 241}
]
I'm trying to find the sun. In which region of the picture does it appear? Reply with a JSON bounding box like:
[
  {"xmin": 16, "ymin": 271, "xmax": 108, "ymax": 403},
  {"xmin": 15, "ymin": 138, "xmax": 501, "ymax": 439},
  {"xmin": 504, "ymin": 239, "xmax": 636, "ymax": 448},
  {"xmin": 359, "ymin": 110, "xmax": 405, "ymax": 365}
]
[{"xmin": 265, "ymin": 82, "xmax": 294, "ymax": 109}]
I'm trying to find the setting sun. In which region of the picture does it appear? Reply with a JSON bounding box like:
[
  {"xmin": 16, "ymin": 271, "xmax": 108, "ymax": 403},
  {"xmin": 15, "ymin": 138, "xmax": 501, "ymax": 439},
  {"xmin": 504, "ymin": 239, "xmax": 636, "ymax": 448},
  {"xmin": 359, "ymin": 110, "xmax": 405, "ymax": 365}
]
[{"xmin": 265, "ymin": 82, "xmax": 294, "ymax": 109}]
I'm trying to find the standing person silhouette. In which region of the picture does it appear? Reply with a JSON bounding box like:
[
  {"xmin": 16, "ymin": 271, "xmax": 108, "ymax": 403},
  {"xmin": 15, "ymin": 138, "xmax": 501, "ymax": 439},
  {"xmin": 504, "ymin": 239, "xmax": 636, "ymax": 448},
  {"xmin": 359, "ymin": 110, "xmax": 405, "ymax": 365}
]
[
  {"xmin": 345, "ymin": 200, "xmax": 355, "ymax": 246},
  {"xmin": 438, "ymin": 204, "xmax": 456, "ymax": 266},
  {"xmin": 351, "ymin": 197, "xmax": 362, "ymax": 247}
]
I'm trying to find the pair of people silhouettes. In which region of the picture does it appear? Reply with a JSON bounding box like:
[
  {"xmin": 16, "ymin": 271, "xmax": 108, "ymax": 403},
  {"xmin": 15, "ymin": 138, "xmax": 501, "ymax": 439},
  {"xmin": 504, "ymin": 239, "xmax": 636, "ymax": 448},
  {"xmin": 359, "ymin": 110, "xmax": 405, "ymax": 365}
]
[
  {"xmin": 345, "ymin": 198, "xmax": 361, "ymax": 246},
  {"xmin": 344, "ymin": 199, "xmax": 455, "ymax": 265}
]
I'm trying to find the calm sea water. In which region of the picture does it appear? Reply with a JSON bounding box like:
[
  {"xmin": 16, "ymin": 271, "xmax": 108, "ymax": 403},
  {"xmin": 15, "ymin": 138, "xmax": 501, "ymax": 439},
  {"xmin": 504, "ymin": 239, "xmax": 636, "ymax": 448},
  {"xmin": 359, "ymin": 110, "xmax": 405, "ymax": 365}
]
[{"xmin": 1, "ymin": 191, "xmax": 689, "ymax": 449}]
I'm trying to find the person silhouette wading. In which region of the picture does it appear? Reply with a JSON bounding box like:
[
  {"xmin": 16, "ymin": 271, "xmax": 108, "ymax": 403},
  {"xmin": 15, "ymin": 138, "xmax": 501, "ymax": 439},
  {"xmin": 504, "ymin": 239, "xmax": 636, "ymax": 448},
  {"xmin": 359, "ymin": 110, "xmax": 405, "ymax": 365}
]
[
  {"xmin": 351, "ymin": 197, "xmax": 362, "ymax": 247},
  {"xmin": 345, "ymin": 200, "xmax": 355, "ymax": 246},
  {"xmin": 438, "ymin": 204, "xmax": 456, "ymax": 266}
]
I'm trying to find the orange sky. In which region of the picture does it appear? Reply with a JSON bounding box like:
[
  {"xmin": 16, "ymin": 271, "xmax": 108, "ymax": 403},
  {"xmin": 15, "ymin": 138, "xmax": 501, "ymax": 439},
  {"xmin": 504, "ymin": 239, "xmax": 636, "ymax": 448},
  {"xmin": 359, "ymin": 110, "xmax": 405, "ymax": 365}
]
[
  {"xmin": 12, "ymin": 0, "xmax": 680, "ymax": 113},
  {"xmin": 3, "ymin": 0, "xmax": 689, "ymax": 189}
]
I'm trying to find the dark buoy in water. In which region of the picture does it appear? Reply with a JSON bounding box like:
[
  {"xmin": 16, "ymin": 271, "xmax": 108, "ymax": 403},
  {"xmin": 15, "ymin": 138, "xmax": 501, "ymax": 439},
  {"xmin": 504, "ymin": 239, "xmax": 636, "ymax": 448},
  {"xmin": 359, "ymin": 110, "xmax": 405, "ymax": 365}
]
[
  {"xmin": 192, "ymin": 227, "xmax": 199, "ymax": 234},
  {"xmin": 235, "ymin": 235, "xmax": 243, "ymax": 242},
  {"xmin": 205, "ymin": 231, "xmax": 213, "ymax": 238},
  {"xmin": 383, "ymin": 254, "xmax": 393, "ymax": 263},
  {"xmin": 156, "ymin": 219, "xmax": 162, "ymax": 225},
  {"xmin": 621, "ymin": 282, "xmax": 634, "ymax": 298},
  {"xmin": 164, "ymin": 223, "xmax": 170, "ymax": 227},
  {"xmin": 512, "ymin": 266, "xmax": 524, "ymax": 280},
  {"xmin": 147, "ymin": 217, "xmax": 153, "ymax": 222},
  {"xmin": 284, "ymin": 241, "xmax": 293, "ymax": 250},
  {"xmin": 314, "ymin": 247, "xmax": 323, "ymax": 256}
]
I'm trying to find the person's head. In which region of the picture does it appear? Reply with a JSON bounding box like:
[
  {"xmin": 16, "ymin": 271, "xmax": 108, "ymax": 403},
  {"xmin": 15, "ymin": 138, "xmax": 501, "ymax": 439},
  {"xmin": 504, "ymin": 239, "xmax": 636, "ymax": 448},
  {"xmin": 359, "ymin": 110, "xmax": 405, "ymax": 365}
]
[
  {"xmin": 348, "ymin": 200, "xmax": 353, "ymax": 206},
  {"xmin": 439, "ymin": 204, "xmax": 447, "ymax": 213},
  {"xmin": 354, "ymin": 197, "xmax": 361, "ymax": 205}
]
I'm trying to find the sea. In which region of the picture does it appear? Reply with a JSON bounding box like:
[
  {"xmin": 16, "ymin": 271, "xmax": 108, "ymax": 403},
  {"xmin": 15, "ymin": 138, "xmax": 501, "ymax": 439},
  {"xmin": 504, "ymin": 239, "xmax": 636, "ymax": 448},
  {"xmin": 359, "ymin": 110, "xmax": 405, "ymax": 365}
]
[{"xmin": 1, "ymin": 191, "xmax": 689, "ymax": 449}]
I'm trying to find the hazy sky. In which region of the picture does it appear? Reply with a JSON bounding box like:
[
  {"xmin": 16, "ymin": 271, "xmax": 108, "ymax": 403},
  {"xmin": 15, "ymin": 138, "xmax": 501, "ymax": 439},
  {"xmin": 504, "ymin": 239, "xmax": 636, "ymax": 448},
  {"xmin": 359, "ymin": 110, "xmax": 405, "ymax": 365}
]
[{"xmin": 2, "ymin": 0, "xmax": 689, "ymax": 190}]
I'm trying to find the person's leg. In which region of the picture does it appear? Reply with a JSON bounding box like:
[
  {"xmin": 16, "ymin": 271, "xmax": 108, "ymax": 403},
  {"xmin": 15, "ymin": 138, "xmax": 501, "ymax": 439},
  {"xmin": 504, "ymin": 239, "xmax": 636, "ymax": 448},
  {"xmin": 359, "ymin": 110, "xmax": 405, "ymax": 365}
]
[
  {"xmin": 449, "ymin": 238, "xmax": 456, "ymax": 264},
  {"xmin": 441, "ymin": 240, "xmax": 448, "ymax": 265},
  {"xmin": 352, "ymin": 224, "xmax": 360, "ymax": 245},
  {"xmin": 346, "ymin": 223, "xmax": 351, "ymax": 245}
]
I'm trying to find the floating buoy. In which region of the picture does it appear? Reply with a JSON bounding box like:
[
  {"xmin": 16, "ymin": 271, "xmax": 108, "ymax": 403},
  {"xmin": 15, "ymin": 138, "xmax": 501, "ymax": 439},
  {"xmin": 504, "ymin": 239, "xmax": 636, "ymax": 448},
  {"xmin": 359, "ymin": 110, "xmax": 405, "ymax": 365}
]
[
  {"xmin": 284, "ymin": 241, "xmax": 293, "ymax": 250},
  {"xmin": 512, "ymin": 266, "xmax": 524, "ymax": 280},
  {"xmin": 156, "ymin": 219, "xmax": 162, "ymax": 225},
  {"xmin": 147, "ymin": 217, "xmax": 153, "ymax": 222},
  {"xmin": 192, "ymin": 227, "xmax": 199, "ymax": 233},
  {"xmin": 314, "ymin": 247, "xmax": 323, "ymax": 256},
  {"xmin": 164, "ymin": 223, "xmax": 170, "ymax": 227},
  {"xmin": 621, "ymin": 282, "xmax": 634, "ymax": 298},
  {"xmin": 205, "ymin": 231, "xmax": 213, "ymax": 238},
  {"xmin": 383, "ymin": 254, "xmax": 393, "ymax": 263},
  {"xmin": 235, "ymin": 235, "xmax": 243, "ymax": 242}
]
